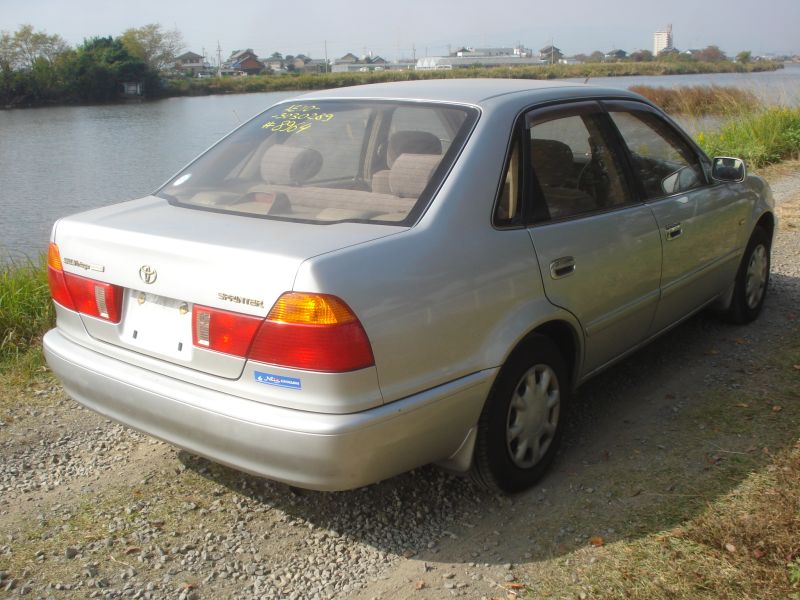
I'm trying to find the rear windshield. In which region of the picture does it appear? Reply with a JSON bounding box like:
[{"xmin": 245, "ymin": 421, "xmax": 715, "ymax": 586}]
[{"xmin": 157, "ymin": 100, "xmax": 478, "ymax": 225}]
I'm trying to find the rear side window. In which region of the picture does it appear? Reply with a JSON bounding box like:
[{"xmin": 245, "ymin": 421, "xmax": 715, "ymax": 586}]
[
  {"xmin": 609, "ymin": 110, "xmax": 706, "ymax": 199},
  {"xmin": 157, "ymin": 101, "xmax": 478, "ymax": 225},
  {"xmin": 527, "ymin": 109, "xmax": 633, "ymax": 222}
]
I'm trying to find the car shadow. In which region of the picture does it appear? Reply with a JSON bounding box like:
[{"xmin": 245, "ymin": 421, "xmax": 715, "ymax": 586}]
[{"xmin": 179, "ymin": 271, "xmax": 799, "ymax": 567}]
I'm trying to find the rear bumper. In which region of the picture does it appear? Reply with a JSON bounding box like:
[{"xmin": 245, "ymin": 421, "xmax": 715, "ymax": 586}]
[{"xmin": 43, "ymin": 329, "xmax": 493, "ymax": 491}]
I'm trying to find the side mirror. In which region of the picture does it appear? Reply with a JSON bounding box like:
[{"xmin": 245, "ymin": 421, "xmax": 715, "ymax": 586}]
[{"xmin": 711, "ymin": 157, "xmax": 746, "ymax": 183}]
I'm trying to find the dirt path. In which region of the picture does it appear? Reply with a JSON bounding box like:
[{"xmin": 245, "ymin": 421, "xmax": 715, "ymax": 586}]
[{"xmin": 1, "ymin": 166, "xmax": 798, "ymax": 599}]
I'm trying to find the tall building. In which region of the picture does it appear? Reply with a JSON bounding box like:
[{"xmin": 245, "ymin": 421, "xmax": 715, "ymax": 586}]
[{"xmin": 653, "ymin": 24, "xmax": 673, "ymax": 56}]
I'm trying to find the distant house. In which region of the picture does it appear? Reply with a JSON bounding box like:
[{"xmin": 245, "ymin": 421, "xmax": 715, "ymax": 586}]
[
  {"xmin": 225, "ymin": 49, "xmax": 265, "ymax": 75},
  {"xmin": 265, "ymin": 58, "xmax": 285, "ymax": 72},
  {"xmin": 300, "ymin": 58, "xmax": 329, "ymax": 73},
  {"xmin": 368, "ymin": 56, "xmax": 387, "ymax": 65},
  {"xmin": 336, "ymin": 52, "xmax": 359, "ymax": 64},
  {"xmin": 175, "ymin": 51, "xmax": 208, "ymax": 76},
  {"xmin": 539, "ymin": 45, "xmax": 564, "ymax": 63},
  {"xmin": 285, "ymin": 56, "xmax": 306, "ymax": 71},
  {"xmin": 456, "ymin": 46, "xmax": 532, "ymax": 58},
  {"xmin": 415, "ymin": 54, "xmax": 545, "ymax": 70},
  {"xmin": 605, "ymin": 49, "xmax": 627, "ymax": 61}
]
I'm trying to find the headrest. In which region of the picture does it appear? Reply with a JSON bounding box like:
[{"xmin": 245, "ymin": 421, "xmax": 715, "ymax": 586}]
[
  {"xmin": 530, "ymin": 138, "xmax": 574, "ymax": 187},
  {"xmin": 387, "ymin": 130, "xmax": 442, "ymax": 166},
  {"xmin": 389, "ymin": 153, "xmax": 442, "ymax": 198},
  {"xmin": 260, "ymin": 144, "xmax": 323, "ymax": 185}
]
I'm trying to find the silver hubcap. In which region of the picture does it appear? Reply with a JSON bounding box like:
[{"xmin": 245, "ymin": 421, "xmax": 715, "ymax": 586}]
[
  {"xmin": 506, "ymin": 364, "xmax": 560, "ymax": 469},
  {"xmin": 745, "ymin": 244, "xmax": 768, "ymax": 309}
]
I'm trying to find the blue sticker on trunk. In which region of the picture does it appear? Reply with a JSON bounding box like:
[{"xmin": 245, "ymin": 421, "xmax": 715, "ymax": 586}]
[{"xmin": 254, "ymin": 371, "xmax": 302, "ymax": 390}]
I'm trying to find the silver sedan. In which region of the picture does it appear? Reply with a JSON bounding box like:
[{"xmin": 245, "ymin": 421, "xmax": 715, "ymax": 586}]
[{"xmin": 44, "ymin": 79, "xmax": 775, "ymax": 492}]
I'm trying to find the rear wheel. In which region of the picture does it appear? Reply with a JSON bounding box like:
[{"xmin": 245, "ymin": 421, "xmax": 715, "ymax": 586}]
[
  {"xmin": 726, "ymin": 226, "xmax": 771, "ymax": 324},
  {"xmin": 471, "ymin": 335, "xmax": 569, "ymax": 493}
]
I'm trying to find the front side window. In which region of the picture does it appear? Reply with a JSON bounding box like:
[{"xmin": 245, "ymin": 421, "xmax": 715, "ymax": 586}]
[
  {"xmin": 528, "ymin": 110, "xmax": 632, "ymax": 222},
  {"xmin": 609, "ymin": 110, "xmax": 706, "ymax": 199},
  {"xmin": 157, "ymin": 101, "xmax": 477, "ymax": 225}
]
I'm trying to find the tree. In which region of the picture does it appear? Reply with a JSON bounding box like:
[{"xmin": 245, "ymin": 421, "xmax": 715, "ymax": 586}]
[
  {"xmin": 120, "ymin": 24, "xmax": 183, "ymax": 72},
  {"xmin": 736, "ymin": 50, "xmax": 752, "ymax": 63},
  {"xmin": 269, "ymin": 52, "xmax": 283, "ymax": 60},
  {"xmin": 697, "ymin": 45, "xmax": 727, "ymax": 62},
  {"xmin": 0, "ymin": 24, "xmax": 67, "ymax": 70},
  {"xmin": 629, "ymin": 49, "xmax": 653, "ymax": 62},
  {"xmin": 589, "ymin": 51, "xmax": 605, "ymax": 62}
]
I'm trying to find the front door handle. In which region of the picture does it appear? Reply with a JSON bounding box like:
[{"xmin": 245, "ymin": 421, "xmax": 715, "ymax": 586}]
[
  {"xmin": 550, "ymin": 256, "xmax": 576, "ymax": 279},
  {"xmin": 665, "ymin": 223, "xmax": 683, "ymax": 240}
]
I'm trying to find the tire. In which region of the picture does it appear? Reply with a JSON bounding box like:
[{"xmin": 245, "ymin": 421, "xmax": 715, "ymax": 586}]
[
  {"xmin": 471, "ymin": 335, "xmax": 569, "ymax": 493},
  {"xmin": 726, "ymin": 226, "xmax": 771, "ymax": 324}
]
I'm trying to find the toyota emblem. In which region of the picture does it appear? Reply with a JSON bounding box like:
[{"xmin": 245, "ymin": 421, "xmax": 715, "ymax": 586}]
[{"xmin": 139, "ymin": 265, "xmax": 157, "ymax": 284}]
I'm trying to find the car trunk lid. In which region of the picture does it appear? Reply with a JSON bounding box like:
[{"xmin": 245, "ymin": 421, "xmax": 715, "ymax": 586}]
[{"xmin": 53, "ymin": 196, "xmax": 402, "ymax": 378}]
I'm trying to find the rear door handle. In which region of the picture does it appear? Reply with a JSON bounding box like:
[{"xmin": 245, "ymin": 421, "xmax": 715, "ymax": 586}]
[
  {"xmin": 665, "ymin": 223, "xmax": 683, "ymax": 240},
  {"xmin": 549, "ymin": 256, "xmax": 576, "ymax": 279}
]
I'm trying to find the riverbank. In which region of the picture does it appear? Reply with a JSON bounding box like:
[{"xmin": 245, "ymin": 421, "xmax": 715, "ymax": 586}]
[
  {"xmin": 161, "ymin": 61, "xmax": 784, "ymax": 98},
  {"xmin": 0, "ymin": 61, "xmax": 784, "ymax": 109}
]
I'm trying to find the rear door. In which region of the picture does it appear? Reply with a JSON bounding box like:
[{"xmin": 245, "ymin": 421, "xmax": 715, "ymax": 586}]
[
  {"xmin": 605, "ymin": 100, "xmax": 750, "ymax": 333},
  {"xmin": 524, "ymin": 102, "xmax": 662, "ymax": 375}
]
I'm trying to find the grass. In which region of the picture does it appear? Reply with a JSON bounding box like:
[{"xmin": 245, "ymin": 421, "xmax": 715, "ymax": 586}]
[
  {"xmin": 630, "ymin": 85, "xmax": 761, "ymax": 115},
  {"xmin": 695, "ymin": 107, "xmax": 800, "ymax": 168},
  {"xmin": 0, "ymin": 255, "xmax": 53, "ymax": 382},
  {"xmin": 160, "ymin": 60, "xmax": 783, "ymax": 98}
]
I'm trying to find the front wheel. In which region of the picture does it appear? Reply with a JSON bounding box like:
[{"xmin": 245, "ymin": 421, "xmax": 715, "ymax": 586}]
[
  {"xmin": 471, "ymin": 335, "xmax": 569, "ymax": 493},
  {"xmin": 726, "ymin": 226, "xmax": 771, "ymax": 324}
]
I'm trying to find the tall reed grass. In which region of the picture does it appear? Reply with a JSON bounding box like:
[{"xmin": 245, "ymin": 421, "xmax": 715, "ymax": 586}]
[
  {"xmin": 629, "ymin": 85, "xmax": 761, "ymax": 115},
  {"xmin": 0, "ymin": 256, "xmax": 53, "ymax": 364},
  {"xmin": 696, "ymin": 108, "xmax": 800, "ymax": 168}
]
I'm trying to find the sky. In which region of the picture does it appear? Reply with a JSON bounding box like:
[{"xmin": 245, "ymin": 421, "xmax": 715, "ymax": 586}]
[{"xmin": 1, "ymin": 0, "xmax": 798, "ymax": 62}]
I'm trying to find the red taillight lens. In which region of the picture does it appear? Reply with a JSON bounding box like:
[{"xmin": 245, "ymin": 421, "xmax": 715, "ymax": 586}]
[
  {"xmin": 249, "ymin": 292, "xmax": 374, "ymax": 372},
  {"xmin": 191, "ymin": 293, "xmax": 375, "ymax": 372},
  {"xmin": 47, "ymin": 243, "xmax": 75, "ymax": 310},
  {"xmin": 46, "ymin": 243, "xmax": 122, "ymax": 322},
  {"xmin": 63, "ymin": 273, "xmax": 123, "ymax": 323},
  {"xmin": 192, "ymin": 305, "xmax": 263, "ymax": 357},
  {"xmin": 249, "ymin": 320, "xmax": 374, "ymax": 372}
]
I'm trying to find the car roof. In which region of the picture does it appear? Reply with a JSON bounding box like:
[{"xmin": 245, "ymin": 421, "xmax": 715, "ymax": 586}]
[{"xmin": 292, "ymin": 78, "xmax": 643, "ymax": 108}]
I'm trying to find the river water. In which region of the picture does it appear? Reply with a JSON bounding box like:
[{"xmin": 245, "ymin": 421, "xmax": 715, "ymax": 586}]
[{"xmin": 1, "ymin": 64, "xmax": 799, "ymax": 261}]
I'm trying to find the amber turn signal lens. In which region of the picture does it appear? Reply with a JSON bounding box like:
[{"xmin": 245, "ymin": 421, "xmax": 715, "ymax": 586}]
[
  {"xmin": 267, "ymin": 292, "xmax": 357, "ymax": 325},
  {"xmin": 47, "ymin": 242, "xmax": 63, "ymax": 271}
]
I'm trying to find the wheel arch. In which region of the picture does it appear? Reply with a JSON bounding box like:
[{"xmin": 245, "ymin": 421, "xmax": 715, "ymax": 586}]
[
  {"xmin": 503, "ymin": 318, "xmax": 583, "ymax": 389},
  {"xmin": 755, "ymin": 211, "xmax": 775, "ymax": 244}
]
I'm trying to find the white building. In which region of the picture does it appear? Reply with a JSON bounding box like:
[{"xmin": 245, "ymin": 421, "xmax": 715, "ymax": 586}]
[{"xmin": 653, "ymin": 24, "xmax": 674, "ymax": 56}]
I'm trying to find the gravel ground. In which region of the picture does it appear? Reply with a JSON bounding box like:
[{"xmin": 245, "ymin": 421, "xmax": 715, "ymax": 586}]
[{"xmin": 1, "ymin": 166, "xmax": 799, "ymax": 600}]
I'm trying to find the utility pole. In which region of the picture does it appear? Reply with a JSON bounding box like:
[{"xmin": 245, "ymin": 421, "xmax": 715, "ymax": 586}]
[
  {"xmin": 217, "ymin": 41, "xmax": 222, "ymax": 76},
  {"xmin": 412, "ymin": 43, "xmax": 416, "ymax": 61},
  {"xmin": 324, "ymin": 40, "xmax": 328, "ymax": 73}
]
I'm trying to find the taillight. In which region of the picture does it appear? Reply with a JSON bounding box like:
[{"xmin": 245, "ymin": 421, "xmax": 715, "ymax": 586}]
[
  {"xmin": 47, "ymin": 243, "xmax": 74, "ymax": 310},
  {"xmin": 192, "ymin": 305, "xmax": 262, "ymax": 357},
  {"xmin": 190, "ymin": 292, "xmax": 375, "ymax": 373},
  {"xmin": 249, "ymin": 293, "xmax": 374, "ymax": 372},
  {"xmin": 47, "ymin": 242, "xmax": 123, "ymax": 323},
  {"xmin": 64, "ymin": 273, "xmax": 123, "ymax": 323}
]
